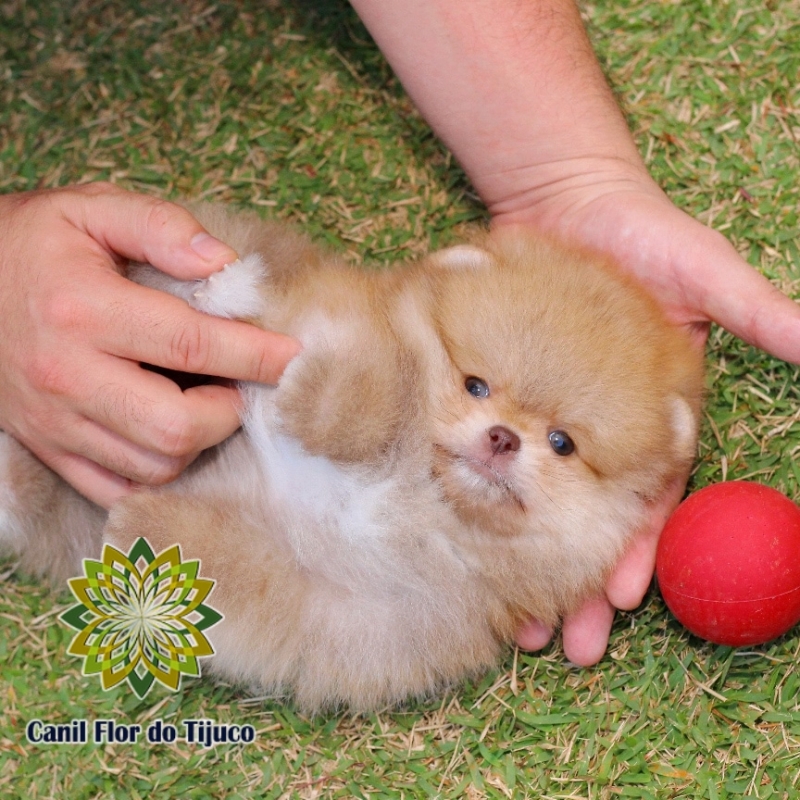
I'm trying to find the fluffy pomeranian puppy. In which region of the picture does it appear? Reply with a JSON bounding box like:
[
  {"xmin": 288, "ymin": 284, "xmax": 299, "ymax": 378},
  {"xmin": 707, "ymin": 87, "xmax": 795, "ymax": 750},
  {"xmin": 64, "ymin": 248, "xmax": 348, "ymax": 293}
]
[{"xmin": 0, "ymin": 205, "xmax": 704, "ymax": 710}]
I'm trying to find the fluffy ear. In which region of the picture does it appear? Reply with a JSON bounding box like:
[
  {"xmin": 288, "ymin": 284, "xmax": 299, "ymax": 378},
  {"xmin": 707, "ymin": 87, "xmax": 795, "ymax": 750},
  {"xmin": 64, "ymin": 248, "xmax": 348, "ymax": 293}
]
[
  {"xmin": 428, "ymin": 245, "xmax": 493, "ymax": 270},
  {"xmin": 670, "ymin": 396, "xmax": 700, "ymax": 462}
]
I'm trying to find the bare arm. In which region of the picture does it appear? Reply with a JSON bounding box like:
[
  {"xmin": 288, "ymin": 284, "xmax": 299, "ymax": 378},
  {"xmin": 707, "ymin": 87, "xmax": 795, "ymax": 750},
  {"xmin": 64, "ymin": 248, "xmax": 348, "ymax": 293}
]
[
  {"xmin": 350, "ymin": 0, "xmax": 800, "ymax": 358},
  {"xmin": 350, "ymin": 0, "xmax": 642, "ymax": 204}
]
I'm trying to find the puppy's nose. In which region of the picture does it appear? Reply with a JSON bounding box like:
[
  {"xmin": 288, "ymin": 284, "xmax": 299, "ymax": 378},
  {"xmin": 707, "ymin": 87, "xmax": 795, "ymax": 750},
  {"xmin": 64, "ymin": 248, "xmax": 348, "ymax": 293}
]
[{"xmin": 488, "ymin": 425, "xmax": 521, "ymax": 456}]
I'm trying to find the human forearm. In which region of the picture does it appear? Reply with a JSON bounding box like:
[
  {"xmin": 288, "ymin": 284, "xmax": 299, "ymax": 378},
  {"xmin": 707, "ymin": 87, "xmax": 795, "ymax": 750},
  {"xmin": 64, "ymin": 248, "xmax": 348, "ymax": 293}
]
[{"xmin": 349, "ymin": 0, "xmax": 647, "ymax": 215}]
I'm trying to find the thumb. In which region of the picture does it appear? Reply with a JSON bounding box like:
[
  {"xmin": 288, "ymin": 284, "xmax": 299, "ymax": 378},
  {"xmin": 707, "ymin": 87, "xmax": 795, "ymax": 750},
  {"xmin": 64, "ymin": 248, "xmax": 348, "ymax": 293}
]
[
  {"xmin": 683, "ymin": 227, "xmax": 800, "ymax": 364},
  {"xmin": 61, "ymin": 183, "xmax": 238, "ymax": 279}
]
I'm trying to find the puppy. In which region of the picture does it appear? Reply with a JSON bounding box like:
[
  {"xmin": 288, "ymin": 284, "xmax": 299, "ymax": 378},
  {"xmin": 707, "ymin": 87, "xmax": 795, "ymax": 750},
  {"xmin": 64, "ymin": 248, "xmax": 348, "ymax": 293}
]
[{"xmin": 0, "ymin": 206, "xmax": 704, "ymax": 710}]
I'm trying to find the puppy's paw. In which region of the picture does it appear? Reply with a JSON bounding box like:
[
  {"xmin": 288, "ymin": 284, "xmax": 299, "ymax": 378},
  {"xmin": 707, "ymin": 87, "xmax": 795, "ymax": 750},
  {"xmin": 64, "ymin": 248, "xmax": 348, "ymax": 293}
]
[{"xmin": 190, "ymin": 254, "xmax": 266, "ymax": 320}]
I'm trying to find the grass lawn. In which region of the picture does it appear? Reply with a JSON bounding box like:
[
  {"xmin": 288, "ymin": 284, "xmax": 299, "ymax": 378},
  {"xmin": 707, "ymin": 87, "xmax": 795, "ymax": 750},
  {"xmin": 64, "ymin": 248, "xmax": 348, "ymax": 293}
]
[{"xmin": 1, "ymin": 0, "xmax": 800, "ymax": 797}]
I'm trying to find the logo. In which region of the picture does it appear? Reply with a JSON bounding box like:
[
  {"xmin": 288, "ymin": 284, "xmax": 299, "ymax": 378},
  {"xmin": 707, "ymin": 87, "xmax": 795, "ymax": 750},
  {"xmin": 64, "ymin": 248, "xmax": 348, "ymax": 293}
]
[{"xmin": 60, "ymin": 538, "xmax": 222, "ymax": 699}]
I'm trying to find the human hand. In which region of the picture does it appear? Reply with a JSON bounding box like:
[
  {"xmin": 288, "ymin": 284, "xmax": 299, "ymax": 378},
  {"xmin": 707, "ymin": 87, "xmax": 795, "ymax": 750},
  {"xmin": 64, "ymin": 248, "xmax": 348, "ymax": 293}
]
[
  {"xmin": 0, "ymin": 183, "xmax": 300, "ymax": 509},
  {"xmin": 490, "ymin": 158, "xmax": 800, "ymax": 664},
  {"xmin": 488, "ymin": 158, "xmax": 800, "ymax": 360}
]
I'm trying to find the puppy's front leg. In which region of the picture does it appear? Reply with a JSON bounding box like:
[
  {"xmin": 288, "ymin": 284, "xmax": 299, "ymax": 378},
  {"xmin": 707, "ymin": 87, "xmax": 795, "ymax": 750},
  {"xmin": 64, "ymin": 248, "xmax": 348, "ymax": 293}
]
[
  {"xmin": 128, "ymin": 254, "xmax": 266, "ymax": 321},
  {"xmin": 104, "ymin": 491, "xmax": 302, "ymax": 621}
]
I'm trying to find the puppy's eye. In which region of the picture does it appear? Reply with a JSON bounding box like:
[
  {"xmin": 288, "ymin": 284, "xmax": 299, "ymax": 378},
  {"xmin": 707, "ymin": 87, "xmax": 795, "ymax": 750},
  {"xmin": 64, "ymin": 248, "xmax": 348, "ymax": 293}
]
[
  {"xmin": 465, "ymin": 376, "xmax": 490, "ymax": 399},
  {"xmin": 548, "ymin": 430, "xmax": 575, "ymax": 456}
]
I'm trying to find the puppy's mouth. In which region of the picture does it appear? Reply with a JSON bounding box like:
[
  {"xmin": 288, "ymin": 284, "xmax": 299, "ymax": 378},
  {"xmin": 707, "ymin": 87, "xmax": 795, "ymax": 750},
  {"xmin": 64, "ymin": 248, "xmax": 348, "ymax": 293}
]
[{"xmin": 433, "ymin": 444, "xmax": 526, "ymax": 510}]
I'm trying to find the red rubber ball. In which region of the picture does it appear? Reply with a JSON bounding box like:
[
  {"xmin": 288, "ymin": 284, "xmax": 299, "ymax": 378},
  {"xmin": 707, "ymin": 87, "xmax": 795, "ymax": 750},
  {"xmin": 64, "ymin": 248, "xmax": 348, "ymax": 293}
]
[{"xmin": 657, "ymin": 481, "xmax": 800, "ymax": 647}]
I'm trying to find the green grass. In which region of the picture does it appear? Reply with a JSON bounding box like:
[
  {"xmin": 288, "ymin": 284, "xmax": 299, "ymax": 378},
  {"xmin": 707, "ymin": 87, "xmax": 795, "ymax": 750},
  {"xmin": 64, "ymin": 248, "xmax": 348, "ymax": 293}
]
[{"xmin": 1, "ymin": 0, "xmax": 800, "ymax": 797}]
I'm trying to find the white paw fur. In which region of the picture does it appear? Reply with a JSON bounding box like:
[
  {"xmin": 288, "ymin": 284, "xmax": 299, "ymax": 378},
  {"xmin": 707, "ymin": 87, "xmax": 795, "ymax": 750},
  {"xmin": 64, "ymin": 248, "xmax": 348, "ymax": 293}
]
[
  {"xmin": 129, "ymin": 253, "xmax": 266, "ymax": 321},
  {"xmin": 429, "ymin": 245, "xmax": 493, "ymax": 270},
  {"xmin": 189, "ymin": 254, "xmax": 266, "ymax": 319}
]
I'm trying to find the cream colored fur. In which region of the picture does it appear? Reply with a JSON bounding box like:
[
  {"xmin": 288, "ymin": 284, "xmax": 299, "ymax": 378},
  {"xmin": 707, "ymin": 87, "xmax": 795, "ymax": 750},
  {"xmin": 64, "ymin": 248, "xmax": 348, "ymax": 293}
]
[{"xmin": 0, "ymin": 205, "xmax": 704, "ymax": 710}]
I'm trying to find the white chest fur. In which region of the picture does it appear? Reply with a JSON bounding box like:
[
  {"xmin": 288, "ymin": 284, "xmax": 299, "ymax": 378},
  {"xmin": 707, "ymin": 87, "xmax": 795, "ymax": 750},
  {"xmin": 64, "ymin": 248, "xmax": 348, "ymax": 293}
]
[{"xmin": 240, "ymin": 382, "xmax": 409, "ymax": 585}]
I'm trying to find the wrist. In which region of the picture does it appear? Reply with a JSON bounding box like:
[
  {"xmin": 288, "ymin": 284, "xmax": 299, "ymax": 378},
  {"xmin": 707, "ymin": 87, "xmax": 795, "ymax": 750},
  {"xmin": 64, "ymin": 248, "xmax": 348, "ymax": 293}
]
[{"xmin": 485, "ymin": 155, "xmax": 665, "ymax": 230}]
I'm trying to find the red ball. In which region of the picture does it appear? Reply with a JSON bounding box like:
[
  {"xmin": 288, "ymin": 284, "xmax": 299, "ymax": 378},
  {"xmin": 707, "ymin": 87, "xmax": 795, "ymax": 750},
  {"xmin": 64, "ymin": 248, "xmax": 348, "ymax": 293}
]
[{"xmin": 656, "ymin": 481, "xmax": 800, "ymax": 646}]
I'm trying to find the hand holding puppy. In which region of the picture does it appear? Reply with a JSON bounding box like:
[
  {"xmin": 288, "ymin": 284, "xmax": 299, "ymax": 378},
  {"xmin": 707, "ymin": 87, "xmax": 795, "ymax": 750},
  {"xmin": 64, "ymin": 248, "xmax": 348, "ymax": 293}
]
[
  {"xmin": 0, "ymin": 184, "xmax": 300, "ymax": 509},
  {"xmin": 503, "ymin": 179, "xmax": 800, "ymax": 665}
]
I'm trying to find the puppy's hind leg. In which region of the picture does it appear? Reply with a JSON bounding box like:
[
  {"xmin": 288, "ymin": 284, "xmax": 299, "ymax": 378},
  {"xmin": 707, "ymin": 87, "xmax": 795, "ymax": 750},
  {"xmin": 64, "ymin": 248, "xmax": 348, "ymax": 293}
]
[
  {"xmin": 103, "ymin": 492, "xmax": 262, "ymax": 587},
  {"xmin": 0, "ymin": 431, "xmax": 105, "ymax": 583},
  {"xmin": 104, "ymin": 492, "xmax": 307, "ymax": 692}
]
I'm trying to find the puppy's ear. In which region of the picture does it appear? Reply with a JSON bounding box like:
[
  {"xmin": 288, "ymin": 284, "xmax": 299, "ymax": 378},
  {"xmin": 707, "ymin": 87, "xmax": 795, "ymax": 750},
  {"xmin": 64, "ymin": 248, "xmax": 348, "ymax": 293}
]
[{"xmin": 428, "ymin": 245, "xmax": 493, "ymax": 271}]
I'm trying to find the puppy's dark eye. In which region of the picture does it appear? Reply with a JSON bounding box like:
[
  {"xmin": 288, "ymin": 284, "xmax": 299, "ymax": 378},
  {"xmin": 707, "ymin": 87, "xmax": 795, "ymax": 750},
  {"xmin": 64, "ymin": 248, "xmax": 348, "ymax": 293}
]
[
  {"xmin": 548, "ymin": 430, "xmax": 575, "ymax": 456},
  {"xmin": 465, "ymin": 376, "xmax": 490, "ymax": 399}
]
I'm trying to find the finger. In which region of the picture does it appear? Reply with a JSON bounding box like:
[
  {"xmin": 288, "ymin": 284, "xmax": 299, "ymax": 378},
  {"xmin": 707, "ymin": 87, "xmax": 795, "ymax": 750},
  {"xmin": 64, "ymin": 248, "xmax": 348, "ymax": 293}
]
[
  {"xmin": 68, "ymin": 360, "xmax": 242, "ymax": 457},
  {"xmin": 45, "ymin": 414, "xmax": 197, "ymax": 487},
  {"xmin": 34, "ymin": 445, "xmax": 135, "ymax": 509},
  {"xmin": 62, "ymin": 183, "xmax": 237, "ymax": 279},
  {"xmin": 515, "ymin": 618, "xmax": 554, "ymax": 652},
  {"xmin": 560, "ymin": 595, "xmax": 615, "ymax": 667},
  {"xmin": 129, "ymin": 300, "xmax": 301, "ymax": 383},
  {"xmin": 682, "ymin": 228, "xmax": 800, "ymax": 364},
  {"xmin": 68, "ymin": 272, "xmax": 300, "ymax": 383},
  {"xmin": 604, "ymin": 528, "xmax": 660, "ymax": 611},
  {"xmin": 605, "ymin": 475, "xmax": 687, "ymax": 610}
]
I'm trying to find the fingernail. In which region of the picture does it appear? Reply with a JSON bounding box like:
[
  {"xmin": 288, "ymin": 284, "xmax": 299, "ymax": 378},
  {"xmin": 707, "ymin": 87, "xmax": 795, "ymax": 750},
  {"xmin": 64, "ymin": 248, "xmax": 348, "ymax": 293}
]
[{"xmin": 190, "ymin": 232, "xmax": 237, "ymax": 263}]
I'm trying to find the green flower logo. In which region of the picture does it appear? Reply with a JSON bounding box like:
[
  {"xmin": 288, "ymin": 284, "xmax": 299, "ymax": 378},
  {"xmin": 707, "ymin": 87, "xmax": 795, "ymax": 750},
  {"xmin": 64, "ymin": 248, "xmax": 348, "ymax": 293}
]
[{"xmin": 60, "ymin": 538, "xmax": 222, "ymax": 699}]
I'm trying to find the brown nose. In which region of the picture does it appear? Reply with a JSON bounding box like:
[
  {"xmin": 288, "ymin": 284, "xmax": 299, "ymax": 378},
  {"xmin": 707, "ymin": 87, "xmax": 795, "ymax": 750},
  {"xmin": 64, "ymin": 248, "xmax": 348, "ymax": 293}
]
[{"xmin": 488, "ymin": 425, "xmax": 521, "ymax": 455}]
